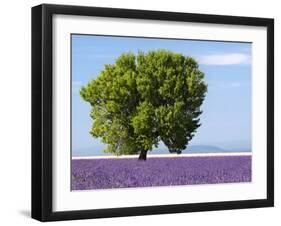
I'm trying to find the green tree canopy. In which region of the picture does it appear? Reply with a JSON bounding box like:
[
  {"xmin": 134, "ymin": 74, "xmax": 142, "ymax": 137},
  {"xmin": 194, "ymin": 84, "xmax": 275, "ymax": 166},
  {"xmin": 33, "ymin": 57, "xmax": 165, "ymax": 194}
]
[{"xmin": 80, "ymin": 49, "xmax": 207, "ymax": 160}]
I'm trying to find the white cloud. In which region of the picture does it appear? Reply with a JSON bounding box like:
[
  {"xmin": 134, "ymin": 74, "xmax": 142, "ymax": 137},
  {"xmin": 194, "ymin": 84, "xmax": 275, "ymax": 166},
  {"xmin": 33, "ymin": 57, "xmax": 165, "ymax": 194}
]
[
  {"xmin": 230, "ymin": 82, "xmax": 242, "ymax": 87},
  {"xmin": 207, "ymin": 81, "xmax": 248, "ymax": 90},
  {"xmin": 72, "ymin": 81, "xmax": 83, "ymax": 95},
  {"xmin": 73, "ymin": 52, "xmax": 116, "ymax": 59},
  {"xmin": 198, "ymin": 53, "xmax": 251, "ymax": 65}
]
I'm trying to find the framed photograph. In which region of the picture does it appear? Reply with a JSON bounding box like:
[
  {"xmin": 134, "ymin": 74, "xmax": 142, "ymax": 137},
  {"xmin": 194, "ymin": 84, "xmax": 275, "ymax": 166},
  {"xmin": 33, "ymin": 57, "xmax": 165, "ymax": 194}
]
[{"xmin": 32, "ymin": 4, "xmax": 274, "ymax": 221}]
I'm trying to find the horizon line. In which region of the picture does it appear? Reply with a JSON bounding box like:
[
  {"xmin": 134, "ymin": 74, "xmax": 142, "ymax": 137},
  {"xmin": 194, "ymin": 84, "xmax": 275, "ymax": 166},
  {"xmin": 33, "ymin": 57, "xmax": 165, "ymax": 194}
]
[{"xmin": 72, "ymin": 152, "xmax": 252, "ymax": 160}]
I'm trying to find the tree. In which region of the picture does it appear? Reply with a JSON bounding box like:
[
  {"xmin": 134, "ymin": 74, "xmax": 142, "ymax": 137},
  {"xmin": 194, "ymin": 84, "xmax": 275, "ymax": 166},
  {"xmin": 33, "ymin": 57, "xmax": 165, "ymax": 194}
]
[{"xmin": 80, "ymin": 49, "xmax": 207, "ymax": 160}]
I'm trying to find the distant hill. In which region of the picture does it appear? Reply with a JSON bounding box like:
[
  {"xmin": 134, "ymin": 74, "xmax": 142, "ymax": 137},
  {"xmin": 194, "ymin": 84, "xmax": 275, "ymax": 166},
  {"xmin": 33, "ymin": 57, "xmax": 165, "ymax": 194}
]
[
  {"xmin": 182, "ymin": 145, "xmax": 250, "ymax": 154},
  {"xmin": 184, "ymin": 145, "xmax": 224, "ymax": 153},
  {"xmin": 150, "ymin": 145, "xmax": 225, "ymax": 154},
  {"xmin": 73, "ymin": 144, "xmax": 251, "ymax": 156}
]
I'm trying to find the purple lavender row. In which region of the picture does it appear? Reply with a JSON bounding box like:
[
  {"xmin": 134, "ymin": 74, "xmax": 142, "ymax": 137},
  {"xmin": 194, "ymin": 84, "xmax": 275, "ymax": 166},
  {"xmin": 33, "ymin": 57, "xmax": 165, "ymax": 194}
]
[{"xmin": 72, "ymin": 156, "xmax": 251, "ymax": 190}]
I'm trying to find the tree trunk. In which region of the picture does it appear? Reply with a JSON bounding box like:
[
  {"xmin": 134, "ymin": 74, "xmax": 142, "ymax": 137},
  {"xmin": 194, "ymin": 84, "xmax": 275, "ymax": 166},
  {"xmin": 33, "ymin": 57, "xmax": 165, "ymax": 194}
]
[{"xmin": 138, "ymin": 150, "xmax": 148, "ymax": 160}]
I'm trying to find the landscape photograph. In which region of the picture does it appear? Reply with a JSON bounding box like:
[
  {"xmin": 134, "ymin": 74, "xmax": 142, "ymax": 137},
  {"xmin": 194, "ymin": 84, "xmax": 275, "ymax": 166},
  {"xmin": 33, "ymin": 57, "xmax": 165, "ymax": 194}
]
[{"xmin": 71, "ymin": 34, "xmax": 252, "ymax": 190}]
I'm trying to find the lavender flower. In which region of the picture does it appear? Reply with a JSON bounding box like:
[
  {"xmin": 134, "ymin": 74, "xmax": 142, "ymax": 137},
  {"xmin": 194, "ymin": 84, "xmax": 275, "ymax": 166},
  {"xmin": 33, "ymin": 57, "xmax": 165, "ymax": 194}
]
[{"xmin": 72, "ymin": 156, "xmax": 251, "ymax": 190}]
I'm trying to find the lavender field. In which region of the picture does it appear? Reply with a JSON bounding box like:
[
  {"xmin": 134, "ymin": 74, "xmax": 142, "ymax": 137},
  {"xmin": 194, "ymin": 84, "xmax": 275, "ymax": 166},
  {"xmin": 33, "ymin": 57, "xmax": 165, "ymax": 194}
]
[{"xmin": 72, "ymin": 155, "xmax": 251, "ymax": 190}]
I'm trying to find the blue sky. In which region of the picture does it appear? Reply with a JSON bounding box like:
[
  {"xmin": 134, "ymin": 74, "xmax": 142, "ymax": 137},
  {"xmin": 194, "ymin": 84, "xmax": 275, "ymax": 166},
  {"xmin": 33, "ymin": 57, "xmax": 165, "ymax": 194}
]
[{"xmin": 71, "ymin": 34, "xmax": 252, "ymax": 156}]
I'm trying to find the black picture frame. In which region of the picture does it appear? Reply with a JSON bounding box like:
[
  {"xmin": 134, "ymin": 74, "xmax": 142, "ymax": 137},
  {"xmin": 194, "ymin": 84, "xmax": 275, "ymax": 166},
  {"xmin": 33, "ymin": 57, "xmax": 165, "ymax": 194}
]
[{"xmin": 32, "ymin": 3, "xmax": 274, "ymax": 222}]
